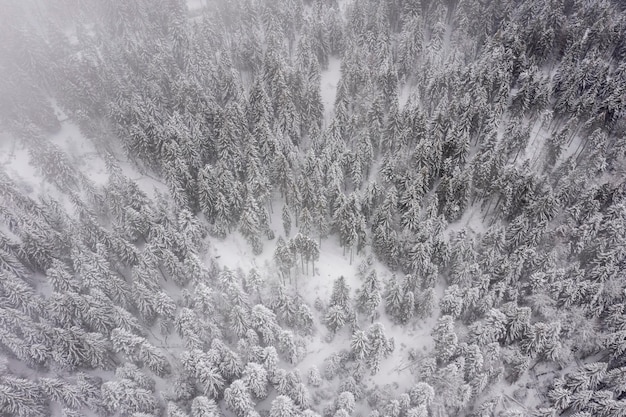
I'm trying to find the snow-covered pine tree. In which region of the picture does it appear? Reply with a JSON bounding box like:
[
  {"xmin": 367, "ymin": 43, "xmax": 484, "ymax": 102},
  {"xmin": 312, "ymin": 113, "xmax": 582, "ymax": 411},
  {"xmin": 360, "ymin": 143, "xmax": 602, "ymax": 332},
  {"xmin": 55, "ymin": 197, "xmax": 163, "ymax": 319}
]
[{"xmin": 224, "ymin": 380, "xmax": 254, "ymax": 417}]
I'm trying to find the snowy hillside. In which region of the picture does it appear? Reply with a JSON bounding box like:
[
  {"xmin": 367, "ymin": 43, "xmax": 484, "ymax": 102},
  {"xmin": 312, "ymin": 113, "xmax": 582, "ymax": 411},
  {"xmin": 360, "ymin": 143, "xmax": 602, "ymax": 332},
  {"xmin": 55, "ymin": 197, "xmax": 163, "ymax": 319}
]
[{"xmin": 1, "ymin": 0, "xmax": 626, "ymax": 417}]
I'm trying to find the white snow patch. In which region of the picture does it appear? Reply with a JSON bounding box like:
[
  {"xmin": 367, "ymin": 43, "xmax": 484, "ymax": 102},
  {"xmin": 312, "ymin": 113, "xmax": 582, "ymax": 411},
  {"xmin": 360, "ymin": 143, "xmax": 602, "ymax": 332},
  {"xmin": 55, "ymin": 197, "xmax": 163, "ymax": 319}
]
[
  {"xmin": 0, "ymin": 134, "xmax": 48, "ymax": 198},
  {"xmin": 186, "ymin": 0, "xmax": 207, "ymax": 12},
  {"xmin": 446, "ymin": 203, "xmax": 487, "ymax": 240},
  {"xmin": 48, "ymin": 120, "xmax": 109, "ymax": 187},
  {"xmin": 207, "ymin": 203, "xmax": 441, "ymax": 404},
  {"xmin": 398, "ymin": 84, "xmax": 412, "ymax": 108},
  {"xmin": 520, "ymin": 118, "xmax": 550, "ymax": 169},
  {"xmin": 320, "ymin": 57, "xmax": 342, "ymax": 124}
]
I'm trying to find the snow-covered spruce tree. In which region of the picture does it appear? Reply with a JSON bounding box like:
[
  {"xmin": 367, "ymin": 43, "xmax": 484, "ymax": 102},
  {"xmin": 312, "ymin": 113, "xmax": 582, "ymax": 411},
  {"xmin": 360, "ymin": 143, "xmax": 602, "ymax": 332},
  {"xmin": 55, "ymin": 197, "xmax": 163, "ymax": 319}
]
[
  {"xmin": 270, "ymin": 395, "xmax": 299, "ymax": 417},
  {"xmin": 3, "ymin": 0, "xmax": 626, "ymax": 416},
  {"xmin": 383, "ymin": 275, "xmax": 403, "ymax": 323},
  {"xmin": 274, "ymin": 236, "xmax": 296, "ymax": 283},
  {"xmin": 290, "ymin": 233, "xmax": 320, "ymax": 277},
  {"xmin": 250, "ymin": 304, "xmax": 280, "ymax": 345},
  {"xmin": 364, "ymin": 323, "xmax": 394, "ymax": 375},
  {"xmin": 432, "ymin": 316, "xmax": 458, "ymax": 364},
  {"xmin": 239, "ymin": 187, "xmax": 264, "ymax": 255},
  {"xmin": 324, "ymin": 305, "xmax": 347, "ymax": 335},
  {"xmin": 350, "ymin": 330, "xmax": 369, "ymax": 361},
  {"xmin": 224, "ymin": 379, "xmax": 255, "ymax": 417},
  {"xmin": 101, "ymin": 377, "xmax": 158, "ymax": 416},
  {"xmin": 307, "ymin": 366, "xmax": 322, "ymax": 388},
  {"xmin": 282, "ymin": 205, "xmax": 292, "ymax": 237},
  {"xmin": 190, "ymin": 396, "xmax": 220, "ymax": 417},
  {"xmin": 324, "ymin": 276, "xmax": 354, "ymax": 334},
  {"xmin": 242, "ymin": 362, "xmax": 268, "ymax": 399},
  {"xmin": 356, "ymin": 270, "xmax": 382, "ymax": 322}
]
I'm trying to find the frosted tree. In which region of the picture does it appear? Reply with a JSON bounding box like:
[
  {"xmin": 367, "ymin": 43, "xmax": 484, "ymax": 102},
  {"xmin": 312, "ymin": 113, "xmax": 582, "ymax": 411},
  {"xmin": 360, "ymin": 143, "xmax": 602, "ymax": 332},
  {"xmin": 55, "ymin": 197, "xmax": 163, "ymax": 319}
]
[
  {"xmin": 282, "ymin": 205, "xmax": 292, "ymax": 236},
  {"xmin": 101, "ymin": 378, "xmax": 157, "ymax": 416},
  {"xmin": 400, "ymin": 291, "xmax": 415, "ymax": 324},
  {"xmin": 250, "ymin": 304, "xmax": 280, "ymax": 344},
  {"xmin": 110, "ymin": 328, "xmax": 143, "ymax": 357},
  {"xmin": 469, "ymin": 308, "xmax": 507, "ymax": 346},
  {"xmin": 356, "ymin": 270, "xmax": 382, "ymax": 321},
  {"xmin": 271, "ymin": 284, "xmax": 298, "ymax": 326},
  {"xmin": 1, "ymin": 272, "xmax": 42, "ymax": 317},
  {"xmin": 180, "ymin": 350, "xmax": 225, "ymax": 399},
  {"xmin": 295, "ymin": 303, "xmax": 314, "ymax": 336},
  {"xmin": 433, "ymin": 316, "xmax": 458, "ymax": 363},
  {"xmin": 463, "ymin": 344, "xmax": 485, "ymax": 381},
  {"xmin": 329, "ymin": 276, "xmax": 351, "ymax": 309},
  {"xmin": 139, "ymin": 341, "xmax": 170, "ymax": 376},
  {"xmin": 175, "ymin": 308, "xmax": 205, "ymax": 349},
  {"xmin": 365, "ymin": 323, "xmax": 394, "ymax": 374},
  {"xmin": 270, "ymin": 395, "xmax": 299, "ymax": 417},
  {"xmin": 335, "ymin": 391, "xmax": 356, "ymax": 414},
  {"xmin": 289, "ymin": 380, "xmax": 310, "ymax": 409},
  {"xmin": 224, "ymin": 380, "xmax": 255, "ymax": 417},
  {"xmin": 167, "ymin": 401, "xmax": 190, "ymax": 417},
  {"xmin": 274, "ymin": 236, "xmax": 296, "ymax": 282},
  {"xmin": 245, "ymin": 268, "xmax": 264, "ymax": 302},
  {"xmin": 46, "ymin": 260, "xmax": 79, "ymax": 293},
  {"xmin": 261, "ymin": 346, "xmax": 280, "ymax": 383},
  {"xmin": 299, "ymin": 207, "xmax": 313, "ymax": 236},
  {"xmin": 212, "ymin": 339, "xmax": 243, "ymax": 382},
  {"xmin": 290, "ymin": 233, "xmax": 320, "ymax": 277},
  {"xmin": 384, "ymin": 275, "xmax": 403, "ymax": 323},
  {"xmin": 39, "ymin": 377, "xmax": 85, "ymax": 410},
  {"xmin": 278, "ymin": 330, "xmax": 303, "ymax": 364},
  {"xmin": 239, "ymin": 190, "xmax": 264, "ymax": 255},
  {"xmin": 115, "ymin": 363, "xmax": 155, "ymax": 391},
  {"xmin": 191, "ymin": 396, "xmax": 220, "ymax": 417},
  {"xmin": 350, "ymin": 330, "xmax": 369, "ymax": 360},
  {"xmin": 307, "ymin": 366, "xmax": 322, "ymax": 387},
  {"xmin": 229, "ymin": 306, "xmax": 251, "ymax": 338},
  {"xmin": 242, "ymin": 363, "xmax": 268, "ymax": 399},
  {"xmin": 333, "ymin": 193, "xmax": 366, "ymax": 263},
  {"xmin": 440, "ymin": 285, "xmax": 464, "ymax": 319},
  {"xmin": 324, "ymin": 305, "xmax": 347, "ymax": 334},
  {"xmin": 0, "ymin": 375, "xmax": 46, "ymax": 417}
]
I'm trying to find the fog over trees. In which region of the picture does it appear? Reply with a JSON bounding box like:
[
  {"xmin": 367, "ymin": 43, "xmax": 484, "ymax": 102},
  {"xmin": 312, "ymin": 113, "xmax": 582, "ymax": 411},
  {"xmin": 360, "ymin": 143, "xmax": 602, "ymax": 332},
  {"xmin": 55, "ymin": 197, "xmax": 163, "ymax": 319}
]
[{"xmin": 1, "ymin": 0, "xmax": 626, "ymax": 416}]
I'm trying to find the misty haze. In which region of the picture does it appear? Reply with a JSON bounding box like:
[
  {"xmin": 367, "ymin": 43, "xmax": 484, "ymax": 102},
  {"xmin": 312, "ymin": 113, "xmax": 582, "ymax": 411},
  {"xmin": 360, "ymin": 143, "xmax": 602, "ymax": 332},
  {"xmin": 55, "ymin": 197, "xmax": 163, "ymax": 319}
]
[{"xmin": 0, "ymin": 0, "xmax": 626, "ymax": 416}]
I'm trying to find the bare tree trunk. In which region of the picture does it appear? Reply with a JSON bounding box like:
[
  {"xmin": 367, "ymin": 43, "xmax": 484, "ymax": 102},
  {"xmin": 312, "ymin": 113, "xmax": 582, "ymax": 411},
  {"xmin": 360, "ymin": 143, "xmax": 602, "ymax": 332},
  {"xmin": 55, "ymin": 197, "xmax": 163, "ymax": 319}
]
[
  {"xmin": 482, "ymin": 198, "xmax": 493, "ymax": 222},
  {"xmin": 568, "ymin": 125, "xmax": 581, "ymax": 146},
  {"xmin": 157, "ymin": 264, "xmax": 168, "ymax": 282},
  {"xmin": 493, "ymin": 196, "xmax": 503, "ymax": 215},
  {"xmin": 574, "ymin": 138, "xmax": 589, "ymax": 164}
]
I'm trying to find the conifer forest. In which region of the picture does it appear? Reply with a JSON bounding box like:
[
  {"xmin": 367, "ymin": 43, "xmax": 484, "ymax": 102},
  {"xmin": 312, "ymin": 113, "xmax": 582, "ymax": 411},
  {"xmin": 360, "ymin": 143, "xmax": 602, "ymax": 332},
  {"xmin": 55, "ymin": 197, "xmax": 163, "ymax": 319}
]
[{"xmin": 1, "ymin": 0, "xmax": 626, "ymax": 416}]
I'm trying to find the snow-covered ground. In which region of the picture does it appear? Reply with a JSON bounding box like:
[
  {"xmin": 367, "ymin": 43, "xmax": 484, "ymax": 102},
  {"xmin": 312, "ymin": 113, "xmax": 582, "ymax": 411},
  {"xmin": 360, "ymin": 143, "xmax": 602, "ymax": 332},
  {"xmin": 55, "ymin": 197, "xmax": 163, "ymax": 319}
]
[
  {"xmin": 0, "ymin": 104, "xmax": 522, "ymax": 416},
  {"xmin": 0, "ymin": 133, "xmax": 45, "ymax": 199},
  {"xmin": 446, "ymin": 203, "xmax": 488, "ymax": 239},
  {"xmin": 398, "ymin": 84, "xmax": 412, "ymax": 108},
  {"xmin": 209, "ymin": 199, "xmax": 438, "ymax": 408},
  {"xmin": 187, "ymin": 0, "xmax": 207, "ymax": 12},
  {"xmin": 51, "ymin": 122, "xmax": 110, "ymax": 187},
  {"xmin": 320, "ymin": 57, "xmax": 342, "ymax": 124}
]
